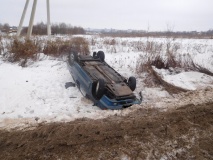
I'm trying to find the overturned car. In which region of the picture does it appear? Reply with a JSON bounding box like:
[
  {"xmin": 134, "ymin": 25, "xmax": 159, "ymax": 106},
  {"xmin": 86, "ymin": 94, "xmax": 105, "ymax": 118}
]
[{"xmin": 67, "ymin": 51, "xmax": 141, "ymax": 109}]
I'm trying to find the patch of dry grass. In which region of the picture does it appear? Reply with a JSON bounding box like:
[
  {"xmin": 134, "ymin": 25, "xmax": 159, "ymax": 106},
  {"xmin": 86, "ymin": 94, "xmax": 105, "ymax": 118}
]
[
  {"xmin": 3, "ymin": 37, "xmax": 90, "ymax": 66},
  {"xmin": 136, "ymin": 47, "xmax": 213, "ymax": 88},
  {"xmin": 70, "ymin": 37, "xmax": 90, "ymax": 55},
  {"xmin": 5, "ymin": 38, "xmax": 42, "ymax": 67},
  {"xmin": 43, "ymin": 39, "xmax": 71, "ymax": 57},
  {"xmin": 43, "ymin": 37, "xmax": 89, "ymax": 57},
  {"xmin": 0, "ymin": 35, "xmax": 4, "ymax": 54}
]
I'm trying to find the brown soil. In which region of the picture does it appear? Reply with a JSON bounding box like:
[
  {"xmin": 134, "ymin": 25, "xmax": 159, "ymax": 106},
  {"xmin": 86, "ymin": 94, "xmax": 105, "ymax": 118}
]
[{"xmin": 0, "ymin": 102, "xmax": 212, "ymax": 160}]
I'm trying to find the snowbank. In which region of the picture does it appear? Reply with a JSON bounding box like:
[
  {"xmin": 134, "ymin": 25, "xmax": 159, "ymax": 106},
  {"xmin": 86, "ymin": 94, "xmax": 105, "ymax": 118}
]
[{"xmin": 154, "ymin": 68, "xmax": 213, "ymax": 90}]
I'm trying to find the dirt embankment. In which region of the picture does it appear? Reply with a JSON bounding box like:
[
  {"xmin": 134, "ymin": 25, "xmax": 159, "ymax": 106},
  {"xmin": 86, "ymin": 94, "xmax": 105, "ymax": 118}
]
[{"xmin": 0, "ymin": 101, "xmax": 212, "ymax": 160}]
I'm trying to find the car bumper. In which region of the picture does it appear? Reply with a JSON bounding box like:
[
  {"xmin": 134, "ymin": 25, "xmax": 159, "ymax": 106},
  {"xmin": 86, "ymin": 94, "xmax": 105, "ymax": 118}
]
[{"xmin": 96, "ymin": 95, "xmax": 141, "ymax": 110}]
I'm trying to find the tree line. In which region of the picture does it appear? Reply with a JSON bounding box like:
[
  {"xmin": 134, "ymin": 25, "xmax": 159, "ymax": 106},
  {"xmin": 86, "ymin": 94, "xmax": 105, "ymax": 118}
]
[
  {"xmin": 0, "ymin": 23, "xmax": 10, "ymax": 32},
  {"xmin": 1, "ymin": 22, "xmax": 212, "ymax": 38},
  {"xmin": 0, "ymin": 22, "xmax": 85, "ymax": 35},
  {"xmin": 21, "ymin": 22, "xmax": 85, "ymax": 35},
  {"xmin": 100, "ymin": 29, "xmax": 213, "ymax": 39}
]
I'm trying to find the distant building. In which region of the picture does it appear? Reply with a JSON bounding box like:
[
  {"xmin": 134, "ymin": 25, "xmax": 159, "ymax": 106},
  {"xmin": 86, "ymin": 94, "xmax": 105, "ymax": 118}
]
[
  {"xmin": 0, "ymin": 26, "xmax": 17, "ymax": 34},
  {"xmin": 9, "ymin": 26, "xmax": 18, "ymax": 33}
]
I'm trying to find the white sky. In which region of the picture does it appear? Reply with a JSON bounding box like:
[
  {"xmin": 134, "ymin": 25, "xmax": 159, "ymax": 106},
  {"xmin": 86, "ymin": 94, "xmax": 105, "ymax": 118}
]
[{"xmin": 0, "ymin": 0, "xmax": 212, "ymax": 31}]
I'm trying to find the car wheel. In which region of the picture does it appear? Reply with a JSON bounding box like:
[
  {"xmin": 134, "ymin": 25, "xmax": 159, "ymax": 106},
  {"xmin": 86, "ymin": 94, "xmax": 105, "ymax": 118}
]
[
  {"xmin": 97, "ymin": 51, "xmax": 105, "ymax": 62},
  {"xmin": 128, "ymin": 76, "xmax": 136, "ymax": 91},
  {"xmin": 95, "ymin": 79, "xmax": 105, "ymax": 99},
  {"xmin": 93, "ymin": 52, "xmax": 97, "ymax": 58}
]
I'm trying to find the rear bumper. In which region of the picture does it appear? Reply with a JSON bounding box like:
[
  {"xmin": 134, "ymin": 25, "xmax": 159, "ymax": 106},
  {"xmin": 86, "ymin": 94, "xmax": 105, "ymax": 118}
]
[{"xmin": 96, "ymin": 95, "xmax": 141, "ymax": 110}]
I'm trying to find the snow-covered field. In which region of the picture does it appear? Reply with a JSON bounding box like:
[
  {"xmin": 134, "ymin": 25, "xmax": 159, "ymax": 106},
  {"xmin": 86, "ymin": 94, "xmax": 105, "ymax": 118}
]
[
  {"xmin": 0, "ymin": 52, "xmax": 142, "ymax": 129},
  {"xmin": 0, "ymin": 35, "xmax": 213, "ymax": 129}
]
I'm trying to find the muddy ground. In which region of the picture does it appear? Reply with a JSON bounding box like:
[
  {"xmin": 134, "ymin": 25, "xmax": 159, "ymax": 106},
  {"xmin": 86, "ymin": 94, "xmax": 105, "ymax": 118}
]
[{"xmin": 0, "ymin": 100, "xmax": 212, "ymax": 160}]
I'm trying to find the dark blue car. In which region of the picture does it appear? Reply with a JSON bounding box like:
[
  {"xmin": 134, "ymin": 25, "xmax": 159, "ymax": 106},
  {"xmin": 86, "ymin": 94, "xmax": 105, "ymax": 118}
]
[{"xmin": 67, "ymin": 51, "xmax": 141, "ymax": 109}]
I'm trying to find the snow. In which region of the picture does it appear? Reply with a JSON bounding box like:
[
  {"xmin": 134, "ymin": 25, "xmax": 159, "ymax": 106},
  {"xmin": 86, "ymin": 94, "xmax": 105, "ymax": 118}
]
[
  {"xmin": 154, "ymin": 68, "xmax": 213, "ymax": 90},
  {"xmin": 105, "ymin": 52, "xmax": 140, "ymax": 78},
  {"xmin": 0, "ymin": 59, "xmax": 89, "ymax": 122},
  {"xmin": 0, "ymin": 56, "xmax": 134, "ymax": 129},
  {"xmin": 193, "ymin": 52, "xmax": 213, "ymax": 73},
  {"xmin": 0, "ymin": 35, "xmax": 213, "ymax": 129}
]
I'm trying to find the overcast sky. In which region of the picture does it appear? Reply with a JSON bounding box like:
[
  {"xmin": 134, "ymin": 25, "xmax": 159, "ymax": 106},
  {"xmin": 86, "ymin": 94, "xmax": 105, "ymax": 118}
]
[{"xmin": 0, "ymin": 0, "xmax": 212, "ymax": 31}]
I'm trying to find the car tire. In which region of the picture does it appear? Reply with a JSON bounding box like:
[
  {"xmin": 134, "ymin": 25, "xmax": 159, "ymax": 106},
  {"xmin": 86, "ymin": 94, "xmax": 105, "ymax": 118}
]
[
  {"xmin": 97, "ymin": 51, "xmax": 105, "ymax": 62},
  {"xmin": 128, "ymin": 76, "xmax": 136, "ymax": 91},
  {"xmin": 93, "ymin": 52, "xmax": 97, "ymax": 58},
  {"xmin": 70, "ymin": 52, "xmax": 78, "ymax": 64},
  {"xmin": 95, "ymin": 79, "xmax": 105, "ymax": 99}
]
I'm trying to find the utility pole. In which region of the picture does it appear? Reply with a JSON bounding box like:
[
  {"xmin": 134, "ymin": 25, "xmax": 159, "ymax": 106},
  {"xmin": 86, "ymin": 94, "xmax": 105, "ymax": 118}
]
[
  {"xmin": 17, "ymin": 0, "xmax": 51, "ymax": 39},
  {"xmin": 27, "ymin": 0, "xmax": 37, "ymax": 39},
  {"xmin": 17, "ymin": 0, "xmax": 30, "ymax": 37},
  {"xmin": 46, "ymin": 0, "xmax": 51, "ymax": 38}
]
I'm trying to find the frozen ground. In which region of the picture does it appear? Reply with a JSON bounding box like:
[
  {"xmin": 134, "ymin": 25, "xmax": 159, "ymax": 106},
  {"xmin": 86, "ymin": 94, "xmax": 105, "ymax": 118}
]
[
  {"xmin": 0, "ymin": 36, "xmax": 213, "ymax": 129},
  {"xmin": 1, "ymin": 101, "xmax": 212, "ymax": 159}
]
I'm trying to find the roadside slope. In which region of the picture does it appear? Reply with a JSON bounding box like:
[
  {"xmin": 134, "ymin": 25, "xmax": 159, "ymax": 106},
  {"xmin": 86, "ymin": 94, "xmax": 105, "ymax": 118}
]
[{"xmin": 0, "ymin": 101, "xmax": 212, "ymax": 159}]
